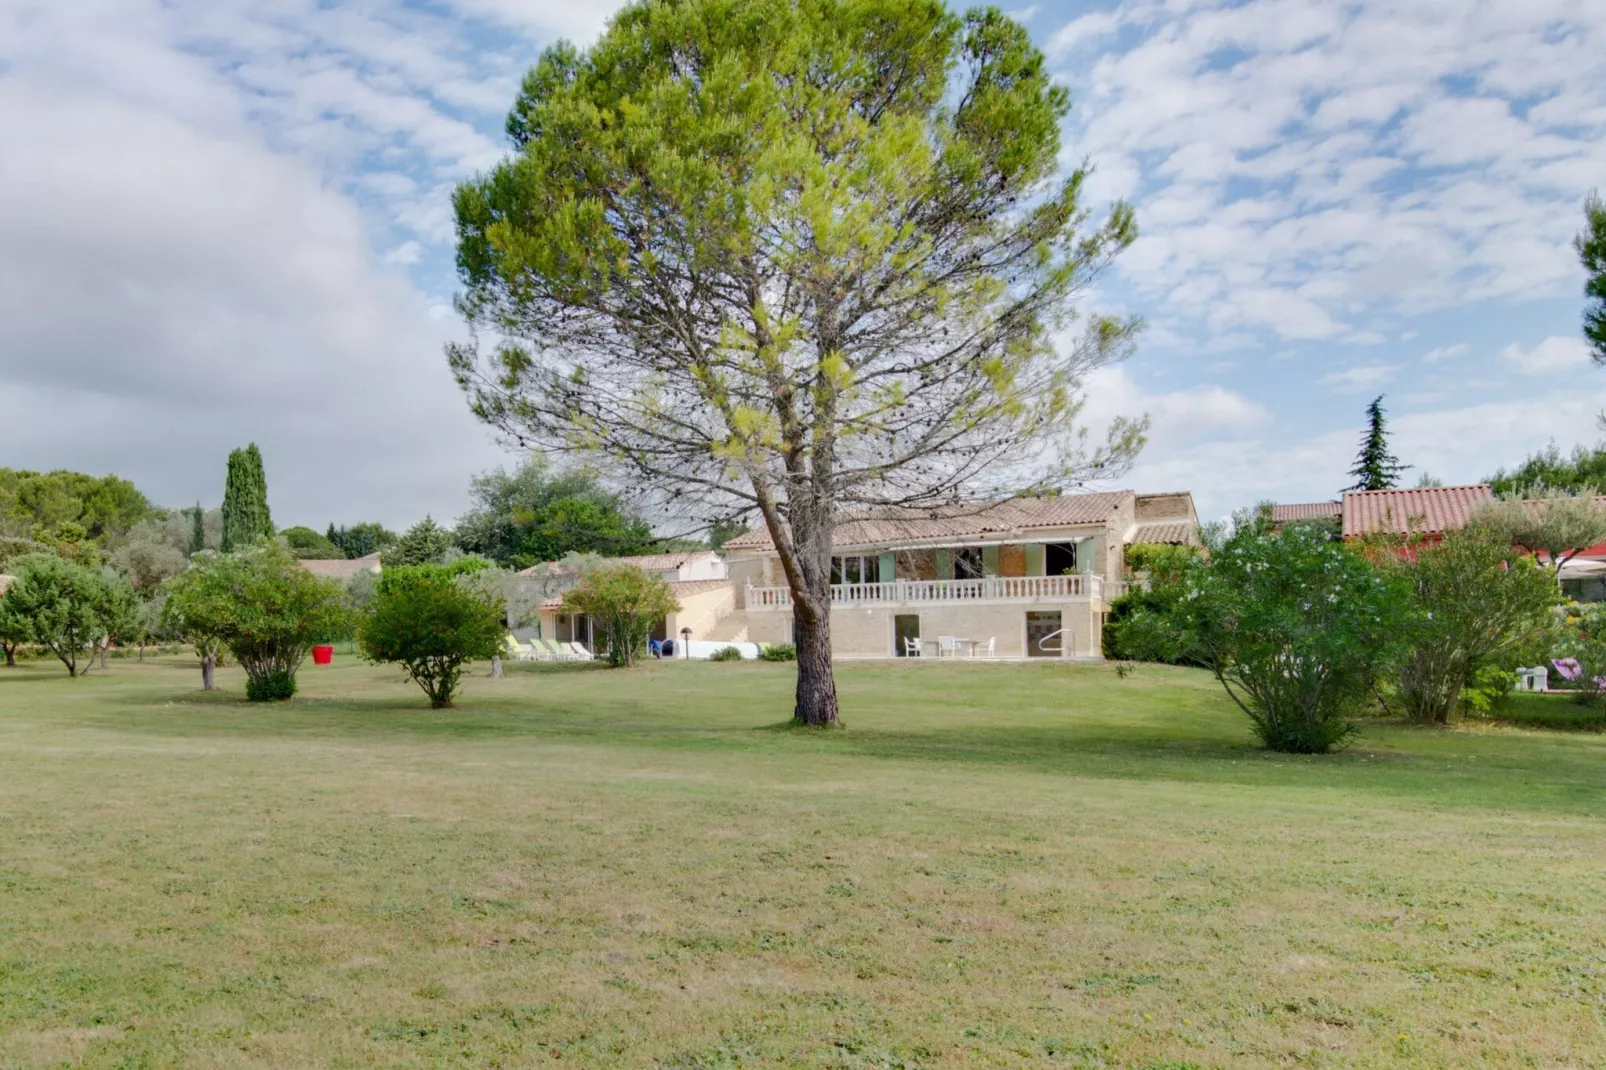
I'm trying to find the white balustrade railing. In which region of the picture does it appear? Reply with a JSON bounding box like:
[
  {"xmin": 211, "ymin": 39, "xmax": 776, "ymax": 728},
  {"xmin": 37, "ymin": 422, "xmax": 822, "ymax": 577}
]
[{"xmin": 747, "ymin": 573, "xmax": 1102, "ymax": 610}]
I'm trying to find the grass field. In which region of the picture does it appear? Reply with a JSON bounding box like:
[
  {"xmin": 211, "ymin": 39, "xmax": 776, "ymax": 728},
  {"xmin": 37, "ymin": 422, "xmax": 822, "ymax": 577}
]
[{"xmin": 1, "ymin": 655, "xmax": 1603, "ymax": 1068}]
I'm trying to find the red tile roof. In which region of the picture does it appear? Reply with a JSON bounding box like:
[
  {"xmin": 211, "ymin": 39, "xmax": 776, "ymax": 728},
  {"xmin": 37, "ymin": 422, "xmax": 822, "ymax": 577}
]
[
  {"xmin": 666, "ymin": 579, "xmax": 733, "ymax": 598},
  {"xmin": 721, "ymin": 492, "xmax": 1132, "ymax": 552},
  {"xmin": 518, "ymin": 551, "xmax": 716, "ymax": 577},
  {"xmin": 1272, "ymin": 501, "xmax": 1342, "ymax": 522},
  {"xmin": 538, "ymin": 577, "xmax": 728, "ymax": 611},
  {"xmin": 1341, "ymin": 485, "xmax": 1493, "ymax": 537},
  {"xmin": 1127, "ymin": 521, "xmax": 1195, "ymax": 545},
  {"xmin": 298, "ymin": 552, "xmax": 382, "ymax": 579}
]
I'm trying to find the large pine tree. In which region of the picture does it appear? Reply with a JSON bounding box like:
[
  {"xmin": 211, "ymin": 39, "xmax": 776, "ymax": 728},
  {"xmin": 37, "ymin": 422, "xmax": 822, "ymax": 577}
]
[
  {"xmin": 220, "ymin": 444, "xmax": 273, "ymax": 552},
  {"xmin": 1577, "ymin": 190, "xmax": 1606, "ymax": 366},
  {"xmin": 1346, "ymin": 396, "xmax": 1409, "ymax": 491}
]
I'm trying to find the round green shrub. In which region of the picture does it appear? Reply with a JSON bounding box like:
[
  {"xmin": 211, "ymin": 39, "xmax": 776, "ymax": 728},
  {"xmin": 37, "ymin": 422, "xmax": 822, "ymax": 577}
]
[
  {"xmin": 707, "ymin": 645, "xmax": 744, "ymax": 662},
  {"xmin": 245, "ymin": 669, "xmax": 297, "ymax": 702}
]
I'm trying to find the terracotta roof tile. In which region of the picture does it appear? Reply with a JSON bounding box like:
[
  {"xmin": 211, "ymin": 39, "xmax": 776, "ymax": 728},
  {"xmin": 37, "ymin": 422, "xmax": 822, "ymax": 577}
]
[
  {"xmin": 518, "ymin": 551, "xmax": 716, "ymax": 577},
  {"xmin": 1127, "ymin": 521, "xmax": 1194, "ymax": 545},
  {"xmin": 1341, "ymin": 485, "xmax": 1493, "ymax": 537},
  {"xmin": 666, "ymin": 579, "xmax": 733, "ymax": 597},
  {"xmin": 298, "ymin": 553, "xmax": 382, "ymax": 580},
  {"xmin": 539, "ymin": 577, "xmax": 727, "ymax": 611},
  {"xmin": 722, "ymin": 492, "xmax": 1131, "ymax": 552},
  {"xmin": 1272, "ymin": 501, "xmax": 1342, "ymax": 522}
]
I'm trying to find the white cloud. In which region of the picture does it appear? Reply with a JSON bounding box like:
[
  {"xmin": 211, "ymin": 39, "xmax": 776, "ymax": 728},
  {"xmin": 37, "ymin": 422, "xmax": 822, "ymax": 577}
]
[
  {"xmin": 0, "ymin": 5, "xmax": 509, "ymax": 528},
  {"xmin": 1501, "ymin": 335, "xmax": 1593, "ymax": 373},
  {"xmin": 385, "ymin": 240, "xmax": 424, "ymax": 265},
  {"xmin": 1422, "ymin": 343, "xmax": 1468, "ymax": 363},
  {"xmin": 1319, "ymin": 363, "xmax": 1398, "ymax": 391},
  {"xmin": 439, "ymin": 0, "xmax": 625, "ymax": 43},
  {"xmin": 1053, "ymin": 0, "xmax": 1606, "ymax": 346}
]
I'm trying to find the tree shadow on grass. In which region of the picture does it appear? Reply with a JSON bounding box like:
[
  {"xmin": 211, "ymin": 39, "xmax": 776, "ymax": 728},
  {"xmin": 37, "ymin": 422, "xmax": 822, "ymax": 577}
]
[{"xmin": 37, "ymin": 664, "xmax": 1606, "ymax": 820}]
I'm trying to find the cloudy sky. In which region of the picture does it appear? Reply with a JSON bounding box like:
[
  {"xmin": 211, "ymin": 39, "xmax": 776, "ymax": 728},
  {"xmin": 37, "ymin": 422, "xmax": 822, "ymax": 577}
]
[{"xmin": 1, "ymin": 0, "xmax": 1602, "ymax": 528}]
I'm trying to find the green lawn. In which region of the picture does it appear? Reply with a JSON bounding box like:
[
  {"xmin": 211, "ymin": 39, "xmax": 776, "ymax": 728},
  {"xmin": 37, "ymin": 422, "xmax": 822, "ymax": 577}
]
[{"xmin": 1, "ymin": 656, "xmax": 1603, "ymax": 1068}]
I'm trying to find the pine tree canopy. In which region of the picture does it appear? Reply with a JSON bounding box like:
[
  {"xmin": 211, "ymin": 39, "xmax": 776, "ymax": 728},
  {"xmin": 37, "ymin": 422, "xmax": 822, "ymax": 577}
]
[
  {"xmin": 1577, "ymin": 189, "xmax": 1606, "ymax": 367},
  {"xmin": 1346, "ymin": 395, "xmax": 1409, "ymax": 492}
]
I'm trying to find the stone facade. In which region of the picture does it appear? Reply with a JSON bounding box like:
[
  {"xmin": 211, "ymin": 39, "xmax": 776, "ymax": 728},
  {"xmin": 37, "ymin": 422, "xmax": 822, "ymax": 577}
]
[{"xmin": 747, "ymin": 599, "xmax": 1102, "ymax": 658}]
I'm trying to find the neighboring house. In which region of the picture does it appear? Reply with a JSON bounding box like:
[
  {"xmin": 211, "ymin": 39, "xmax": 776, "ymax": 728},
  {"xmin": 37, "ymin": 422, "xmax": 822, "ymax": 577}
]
[
  {"xmin": 1340, "ymin": 485, "xmax": 1494, "ymax": 540},
  {"xmin": 721, "ymin": 490, "xmax": 1199, "ymax": 659},
  {"xmin": 1274, "ymin": 484, "xmax": 1606, "ymax": 602},
  {"xmin": 520, "ymin": 551, "xmax": 738, "ymax": 650},
  {"xmin": 1271, "ymin": 501, "xmax": 1342, "ymax": 525},
  {"xmin": 297, "ymin": 552, "xmax": 382, "ymax": 580}
]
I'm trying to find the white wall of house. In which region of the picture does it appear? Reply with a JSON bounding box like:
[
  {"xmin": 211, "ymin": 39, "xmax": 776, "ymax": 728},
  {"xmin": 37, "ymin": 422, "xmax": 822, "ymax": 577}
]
[
  {"xmin": 666, "ymin": 584, "xmax": 737, "ymax": 641},
  {"xmin": 672, "ymin": 553, "xmax": 728, "ymax": 582}
]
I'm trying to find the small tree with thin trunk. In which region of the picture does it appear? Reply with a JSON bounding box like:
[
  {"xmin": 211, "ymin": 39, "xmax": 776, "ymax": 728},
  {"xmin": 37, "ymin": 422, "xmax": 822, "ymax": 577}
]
[
  {"xmin": 161, "ymin": 555, "xmax": 228, "ymax": 690},
  {"xmin": 1346, "ymin": 395, "xmax": 1409, "ymax": 491},
  {"xmin": 359, "ymin": 564, "xmax": 507, "ymax": 707},
  {"xmin": 162, "ymin": 546, "xmax": 350, "ymax": 699},
  {"xmin": 1, "ymin": 553, "xmax": 111, "ymax": 677},
  {"xmin": 1371, "ymin": 526, "xmax": 1559, "ymax": 723},
  {"xmin": 0, "ymin": 581, "xmax": 28, "ymax": 667},
  {"xmin": 559, "ymin": 564, "xmax": 679, "ymax": 668},
  {"xmin": 449, "ymin": 0, "xmax": 1145, "ymax": 724},
  {"xmin": 1474, "ymin": 486, "xmax": 1606, "ymax": 585}
]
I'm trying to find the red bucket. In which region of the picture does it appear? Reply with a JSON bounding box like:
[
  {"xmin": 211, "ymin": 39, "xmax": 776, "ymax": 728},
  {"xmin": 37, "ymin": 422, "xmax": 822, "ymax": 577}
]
[{"xmin": 312, "ymin": 645, "xmax": 334, "ymax": 666}]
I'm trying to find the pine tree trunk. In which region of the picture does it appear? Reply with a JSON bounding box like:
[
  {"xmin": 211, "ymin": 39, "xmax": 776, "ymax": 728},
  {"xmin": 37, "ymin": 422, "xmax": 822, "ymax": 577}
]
[
  {"xmin": 792, "ymin": 604, "xmax": 839, "ymax": 726},
  {"xmin": 788, "ymin": 498, "xmax": 840, "ymax": 727},
  {"xmin": 202, "ymin": 653, "xmax": 216, "ymax": 691}
]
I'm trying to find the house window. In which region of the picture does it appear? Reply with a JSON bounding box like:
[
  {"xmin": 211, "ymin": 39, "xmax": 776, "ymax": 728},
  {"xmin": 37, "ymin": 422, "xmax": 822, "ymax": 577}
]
[
  {"xmin": 831, "ymin": 555, "xmax": 876, "ymax": 585},
  {"xmin": 1045, "ymin": 542, "xmax": 1077, "ymax": 576},
  {"xmin": 953, "ymin": 546, "xmax": 984, "ymax": 579}
]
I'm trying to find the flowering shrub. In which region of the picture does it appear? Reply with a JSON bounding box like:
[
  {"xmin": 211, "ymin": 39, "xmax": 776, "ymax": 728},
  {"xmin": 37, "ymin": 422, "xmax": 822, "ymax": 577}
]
[
  {"xmin": 1553, "ymin": 604, "xmax": 1606, "ymax": 704},
  {"xmin": 1121, "ymin": 514, "xmax": 1411, "ymax": 753}
]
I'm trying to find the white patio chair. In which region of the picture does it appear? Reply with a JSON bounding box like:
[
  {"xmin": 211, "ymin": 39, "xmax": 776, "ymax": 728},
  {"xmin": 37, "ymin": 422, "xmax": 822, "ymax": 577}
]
[
  {"xmin": 568, "ymin": 642, "xmax": 596, "ymax": 660},
  {"xmin": 971, "ymin": 637, "xmax": 995, "ymax": 658},
  {"xmin": 936, "ymin": 635, "xmax": 957, "ymax": 658},
  {"xmin": 903, "ymin": 635, "xmax": 922, "ymax": 657}
]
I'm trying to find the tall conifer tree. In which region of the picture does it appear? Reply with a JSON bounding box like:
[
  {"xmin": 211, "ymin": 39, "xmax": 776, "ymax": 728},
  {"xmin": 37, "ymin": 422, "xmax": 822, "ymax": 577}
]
[
  {"xmin": 220, "ymin": 444, "xmax": 273, "ymax": 552},
  {"xmin": 189, "ymin": 502, "xmax": 205, "ymax": 555},
  {"xmin": 1576, "ymin": 190, "xmax": 1606, "ymax": 366},
  {"xmin": 1346, "ymin": 396, "xmax": 1409, "ymax": 491}
]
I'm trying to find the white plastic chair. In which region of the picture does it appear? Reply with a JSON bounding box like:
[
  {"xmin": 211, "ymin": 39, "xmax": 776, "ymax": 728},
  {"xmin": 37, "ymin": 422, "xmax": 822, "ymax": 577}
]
[
  {"xmin": 903, "ymin": 636, "xmax": 922, "ymax": 657},
  {"xmin": 971, "ymin": 637, "xmax": 995, "ymax": 658},
  {"xmin": 568, "ymin": 642, "xmax": 595, "ymax": 660},
  {"xmin": 936, "ymin": 635, "xmax": 957, "ymax": 657}
]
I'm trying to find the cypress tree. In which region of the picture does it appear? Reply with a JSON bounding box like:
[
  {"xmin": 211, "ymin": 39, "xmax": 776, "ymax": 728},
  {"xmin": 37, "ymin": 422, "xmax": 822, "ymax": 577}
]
[
  {"xmin": 189, "ymin": 502, "xmax": 205, "ymax": 555},
  {"xmin": 1346, "ymin": 396, "xmax": 1409, "ymax": 491},
  {"xmin": 220, "ymin": 444, "xmax": 273, "ymax": 552}
]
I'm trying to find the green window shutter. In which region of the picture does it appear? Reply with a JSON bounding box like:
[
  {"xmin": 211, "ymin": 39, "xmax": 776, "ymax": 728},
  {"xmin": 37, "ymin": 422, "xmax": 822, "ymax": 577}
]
[
  {"xmin": 1024, "ymin": 544, "xmax": 1045, "ymax": 577},
  {"xmin": 1076, "ymin": 538, "xmax": 1097, "ymax": 574},
  {"xmin": 982, "ymin": 545, "xmax": 1000, "ymax": 577},
  {"xmin": 934, "ymin": 548, "xmax": 953, "ymax": 580},
  {"xmin": 879, "ymin": 552, "xmax": 895, "ymax": 583}
]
